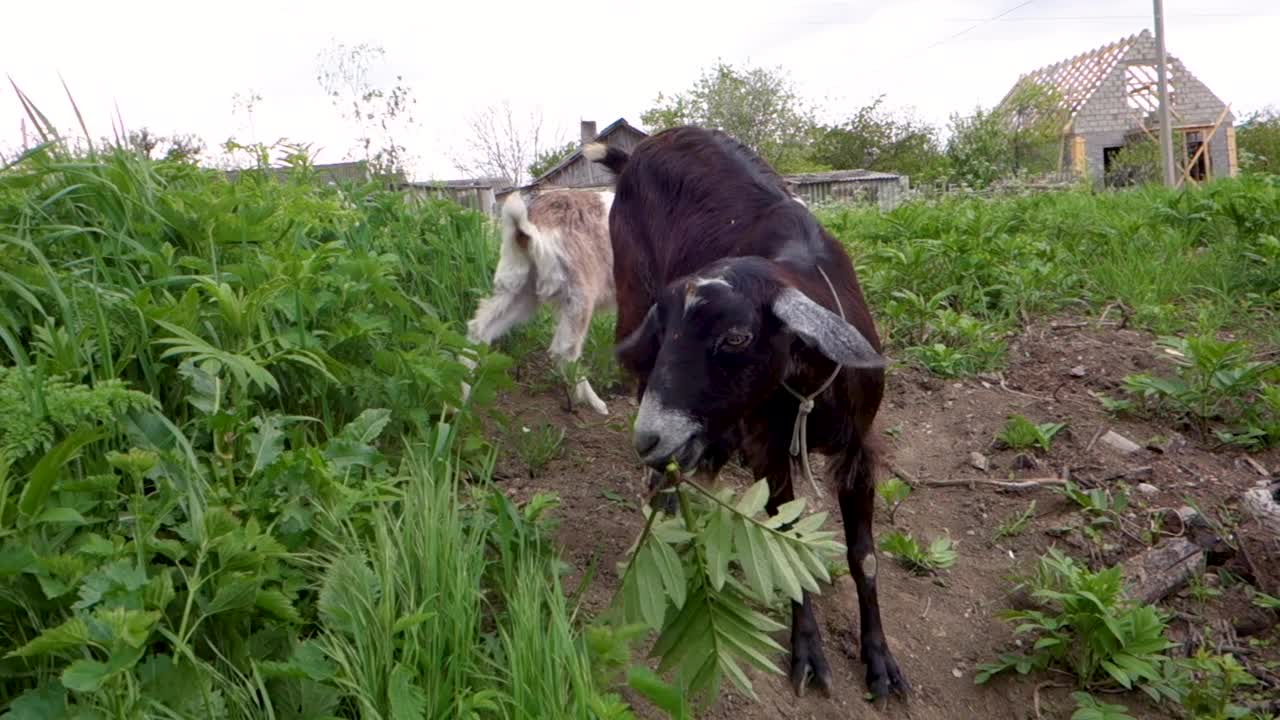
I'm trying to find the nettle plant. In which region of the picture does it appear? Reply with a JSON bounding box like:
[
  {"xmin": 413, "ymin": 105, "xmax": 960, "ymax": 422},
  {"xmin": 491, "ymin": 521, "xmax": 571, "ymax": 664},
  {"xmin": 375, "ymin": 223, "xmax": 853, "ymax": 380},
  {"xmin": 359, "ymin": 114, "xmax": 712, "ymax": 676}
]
[
  {"xmin": 604, "ymin": 475, "xmax": 846, "ymax": 709},
  {"xmin": 1122, "ymin": 335, "xmax": 1280, "ymax": 449},
  {"xmin": 975, "ymin": 549, "xmax": 1270, "ymax": 719}
]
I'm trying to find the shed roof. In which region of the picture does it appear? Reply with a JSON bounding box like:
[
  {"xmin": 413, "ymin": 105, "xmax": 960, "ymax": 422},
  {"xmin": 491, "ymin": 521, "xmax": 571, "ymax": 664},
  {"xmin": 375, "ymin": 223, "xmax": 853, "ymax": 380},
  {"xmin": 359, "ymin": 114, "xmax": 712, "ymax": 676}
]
[
  {"xmin": 402, "ymin": 176, "xmax": 509, "ymax": 189},
  {"xmin": 530, "ymin": 117, "xmax": 647, "ymax": 184},
  {"xmin": 785, "ymin": 169, "xmax": 903, "ymax": 184}
]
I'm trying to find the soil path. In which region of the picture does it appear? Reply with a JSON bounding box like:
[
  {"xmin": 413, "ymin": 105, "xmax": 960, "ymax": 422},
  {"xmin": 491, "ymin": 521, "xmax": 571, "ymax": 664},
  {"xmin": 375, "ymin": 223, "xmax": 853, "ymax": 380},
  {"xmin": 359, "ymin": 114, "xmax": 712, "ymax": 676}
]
[{"xmin": 490, "ymin": 316, "xmax": 1280, "ymax": 720}]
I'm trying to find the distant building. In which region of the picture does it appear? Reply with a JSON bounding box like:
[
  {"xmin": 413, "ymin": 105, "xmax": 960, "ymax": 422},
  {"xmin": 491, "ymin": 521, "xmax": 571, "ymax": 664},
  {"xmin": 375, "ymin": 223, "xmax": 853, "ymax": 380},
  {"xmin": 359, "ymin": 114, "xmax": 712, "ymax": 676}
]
[
  {"xmin": 395, "ymin": 176, "xmax": 509, "ymax": 216},
  {"xmin": 495, "ymin": 118, "xmax": 648, "ymax": 205},
  {"xmin": 224, "ymin": 160, "xmax": 405, "ymax": 187},
  {"xmin": 783, "ymin": 169, "xmax": 909, "ymax": 211},
  {"xmin": 998, "ymin": 29, "xmax": 1237, "ymax": 186}
]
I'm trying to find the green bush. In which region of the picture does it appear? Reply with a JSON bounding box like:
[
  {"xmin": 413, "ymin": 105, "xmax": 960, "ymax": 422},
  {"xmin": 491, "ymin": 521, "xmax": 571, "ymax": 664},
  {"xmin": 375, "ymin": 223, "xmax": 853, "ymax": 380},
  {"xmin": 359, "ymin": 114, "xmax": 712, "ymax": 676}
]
[
  {"xmin": 815, "ymin": 174, "xmax": 1280, "ymax": 375},
  {"xmin": 0, "ymin": 121, "xmax": 623, "ymax": 717}
]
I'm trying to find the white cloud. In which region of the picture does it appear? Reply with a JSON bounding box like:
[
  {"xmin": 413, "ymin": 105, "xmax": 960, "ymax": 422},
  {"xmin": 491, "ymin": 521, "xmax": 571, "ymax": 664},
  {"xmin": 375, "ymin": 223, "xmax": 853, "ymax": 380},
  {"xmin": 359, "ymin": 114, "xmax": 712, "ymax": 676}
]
[{"xmin": 2, "ymin": 0, "xmax": 1275, "ymax": 178}]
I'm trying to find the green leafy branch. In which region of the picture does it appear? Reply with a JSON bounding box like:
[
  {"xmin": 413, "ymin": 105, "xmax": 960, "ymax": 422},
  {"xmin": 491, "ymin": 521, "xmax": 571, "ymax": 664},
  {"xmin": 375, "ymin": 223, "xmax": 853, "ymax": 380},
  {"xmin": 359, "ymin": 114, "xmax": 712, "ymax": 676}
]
[{"xmin": 605, "ymin": 474, "xmax": 846, "ymax": 710}]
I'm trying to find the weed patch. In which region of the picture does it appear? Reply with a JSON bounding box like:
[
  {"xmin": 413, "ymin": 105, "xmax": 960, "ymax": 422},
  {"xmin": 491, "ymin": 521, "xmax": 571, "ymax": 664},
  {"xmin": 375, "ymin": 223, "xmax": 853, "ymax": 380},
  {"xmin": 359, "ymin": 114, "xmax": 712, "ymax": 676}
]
[
  {"xmin": 0, "ymin": 114, "xmax": 616, "ymax": 717},
  {"xmin": 816, "ymin": 176, "xmax": 1280, "ymax": 377},
  {"xmin": 1120, "ymin": 334, "xmax": 1280, "ymax": 449}
]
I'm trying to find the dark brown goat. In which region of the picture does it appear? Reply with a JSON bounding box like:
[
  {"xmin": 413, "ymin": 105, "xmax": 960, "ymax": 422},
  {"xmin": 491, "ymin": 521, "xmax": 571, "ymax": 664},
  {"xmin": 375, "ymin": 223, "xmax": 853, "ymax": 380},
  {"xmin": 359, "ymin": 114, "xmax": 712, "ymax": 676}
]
[{"xmin": 586, "ymin": 127, "xmax": 909, "ymax": 701}]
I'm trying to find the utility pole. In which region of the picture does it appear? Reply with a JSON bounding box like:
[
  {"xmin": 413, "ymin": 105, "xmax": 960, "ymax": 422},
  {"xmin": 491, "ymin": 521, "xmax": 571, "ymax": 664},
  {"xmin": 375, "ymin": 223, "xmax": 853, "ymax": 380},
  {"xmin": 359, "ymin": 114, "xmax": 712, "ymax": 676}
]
[{"xmin": 1154, "ymin": 0, "xmax": 1177, "ymax": 187}]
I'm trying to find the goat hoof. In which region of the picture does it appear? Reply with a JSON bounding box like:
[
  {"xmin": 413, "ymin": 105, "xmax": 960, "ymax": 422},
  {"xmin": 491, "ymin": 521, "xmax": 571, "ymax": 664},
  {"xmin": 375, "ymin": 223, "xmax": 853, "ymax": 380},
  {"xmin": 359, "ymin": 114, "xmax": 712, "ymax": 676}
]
[
  {"xmin": 864, "ymin": 649, "xmax": 910, "ymax": 701},
  {"xmin": 789, "ymin": 637, "xmax": 833, "ymax": 698},
  {"xmin": 571, "ymin": 379, "xmax": 609, "ymax": 416}
]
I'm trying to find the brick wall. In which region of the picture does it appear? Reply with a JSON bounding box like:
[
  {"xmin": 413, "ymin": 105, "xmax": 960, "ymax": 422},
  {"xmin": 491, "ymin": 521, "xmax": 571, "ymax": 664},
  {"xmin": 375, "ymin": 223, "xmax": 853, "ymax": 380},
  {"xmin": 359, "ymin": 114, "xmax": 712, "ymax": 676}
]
[{"xmin": 1070, "ymin": 35, "xmax": 1235, "ymax": 184}]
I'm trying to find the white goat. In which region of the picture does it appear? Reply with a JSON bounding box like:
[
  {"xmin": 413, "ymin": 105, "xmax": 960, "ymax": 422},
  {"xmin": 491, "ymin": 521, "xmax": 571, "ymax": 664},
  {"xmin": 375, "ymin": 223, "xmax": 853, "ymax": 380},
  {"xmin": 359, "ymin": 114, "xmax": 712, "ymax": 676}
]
[{"xmin": 460, "ymin": 188, "xmax": 615, "ymax": 415}]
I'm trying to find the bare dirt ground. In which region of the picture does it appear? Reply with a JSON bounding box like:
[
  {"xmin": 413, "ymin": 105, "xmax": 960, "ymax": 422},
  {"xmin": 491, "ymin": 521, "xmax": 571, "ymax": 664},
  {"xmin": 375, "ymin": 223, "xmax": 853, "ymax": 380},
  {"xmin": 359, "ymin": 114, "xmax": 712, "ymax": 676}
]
[{"xmin": 488, "ymin": 315, "xmax": 1280, "ymax": 720}]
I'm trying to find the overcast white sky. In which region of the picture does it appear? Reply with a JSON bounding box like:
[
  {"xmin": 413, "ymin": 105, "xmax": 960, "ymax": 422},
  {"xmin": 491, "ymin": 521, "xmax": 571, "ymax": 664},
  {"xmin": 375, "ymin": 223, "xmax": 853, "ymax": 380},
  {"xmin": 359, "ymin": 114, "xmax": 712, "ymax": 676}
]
[{"xmin": 2, "ymin": 0, "xmax": 1275, "ymax": 180}]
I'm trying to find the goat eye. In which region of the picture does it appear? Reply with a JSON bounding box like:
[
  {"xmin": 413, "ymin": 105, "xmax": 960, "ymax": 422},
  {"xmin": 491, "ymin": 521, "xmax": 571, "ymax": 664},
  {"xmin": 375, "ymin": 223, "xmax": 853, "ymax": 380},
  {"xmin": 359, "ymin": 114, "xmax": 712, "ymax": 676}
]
[{"xmin": 722, "ymin": 332, "xmax": 751, "ymax": 349}]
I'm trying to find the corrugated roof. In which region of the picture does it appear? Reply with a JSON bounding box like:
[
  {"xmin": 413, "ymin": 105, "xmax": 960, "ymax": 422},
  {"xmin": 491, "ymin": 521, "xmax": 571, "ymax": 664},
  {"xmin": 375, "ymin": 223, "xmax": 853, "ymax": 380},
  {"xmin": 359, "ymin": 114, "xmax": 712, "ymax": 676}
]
[{"xmin": 785, "ymin": 169, "xmax": 903, "ymax": 184}]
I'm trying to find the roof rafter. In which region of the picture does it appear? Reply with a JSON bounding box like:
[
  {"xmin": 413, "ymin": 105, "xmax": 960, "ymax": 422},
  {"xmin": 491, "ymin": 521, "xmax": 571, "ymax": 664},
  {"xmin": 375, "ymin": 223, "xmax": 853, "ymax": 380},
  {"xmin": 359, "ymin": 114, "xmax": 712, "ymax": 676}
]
[{"xmin": 999, "ymin": 31, "xmax": 1141, "ymax": 118}]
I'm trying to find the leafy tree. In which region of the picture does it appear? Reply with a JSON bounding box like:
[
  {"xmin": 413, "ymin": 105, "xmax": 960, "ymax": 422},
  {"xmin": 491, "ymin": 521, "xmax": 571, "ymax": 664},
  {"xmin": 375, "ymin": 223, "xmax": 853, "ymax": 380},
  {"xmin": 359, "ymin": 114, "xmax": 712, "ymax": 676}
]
[
  {"xmin": 641, "ymin": 60, "xmax": 818, "ymax": 172},
  {"xmin": 1104, "ymin": 136, "xmax": 1160, "ymax": 188},
  {"xmin": 945, "ymin": 84, "xmax": 1066, "ymax": 188},
  {"xmin": 315, "ymin": 40, "xmax": 418, "ymax": 178},
  {"xmin": 527, "ymin": 140, "xmax": 577, "ymax": 181},
  {"xmin": 100, "ymin": 128, "xmax": 206, "ymax": 163},
  {"xmin": 1237, "ymin": 106, "xmax": 1280, "ymax": 176},
  {"xmin": 450, "ymin": 101, "xmax": 566, "ymax": 187},
  {"xmin": 810, "ymin": 96, "xmax": 947, "ymax": 182}
]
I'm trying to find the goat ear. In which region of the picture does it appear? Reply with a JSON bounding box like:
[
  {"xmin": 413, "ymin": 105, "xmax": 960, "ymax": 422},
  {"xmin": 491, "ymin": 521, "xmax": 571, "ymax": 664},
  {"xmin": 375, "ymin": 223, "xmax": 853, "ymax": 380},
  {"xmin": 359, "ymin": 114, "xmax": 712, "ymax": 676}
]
[
  {"xmin": 771, "ymin": 287, "xmax": 885, "ymax": 369},
  {"xmin": 615, "ymin": 303, "xmax": 663, "ymax": 375}
]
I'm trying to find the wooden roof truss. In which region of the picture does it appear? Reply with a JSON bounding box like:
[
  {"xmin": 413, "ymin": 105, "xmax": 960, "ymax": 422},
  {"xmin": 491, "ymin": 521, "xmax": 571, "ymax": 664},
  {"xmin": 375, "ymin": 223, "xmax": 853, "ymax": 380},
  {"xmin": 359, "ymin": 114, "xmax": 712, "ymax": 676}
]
[{"xmin": 1003, "ymin": 33, "xmax": 1137, "ymax": 120}]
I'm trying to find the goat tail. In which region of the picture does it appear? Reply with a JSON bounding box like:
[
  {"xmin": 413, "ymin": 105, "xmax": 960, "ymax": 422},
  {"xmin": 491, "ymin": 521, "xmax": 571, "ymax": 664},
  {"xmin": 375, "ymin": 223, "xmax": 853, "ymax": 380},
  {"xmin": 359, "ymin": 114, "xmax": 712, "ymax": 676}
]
[
  {"xmin": 584, "ymin": 142, "xmax": 629, "ymax": 175},
  {"xmin": 496, "ymin": 191, "xmax": 566, "ymax": 300},
  {"xmin": 499, "ymin": 191, "xmax": 538, "ymax": 250}
]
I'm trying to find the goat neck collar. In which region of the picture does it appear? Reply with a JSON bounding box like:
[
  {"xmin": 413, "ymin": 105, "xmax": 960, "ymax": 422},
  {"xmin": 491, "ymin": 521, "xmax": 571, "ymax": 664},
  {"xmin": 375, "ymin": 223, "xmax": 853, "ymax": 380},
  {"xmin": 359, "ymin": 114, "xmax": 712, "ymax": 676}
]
[{"xmin": 779, "ymin": 264, "xmax": 844, "ymax": 499}]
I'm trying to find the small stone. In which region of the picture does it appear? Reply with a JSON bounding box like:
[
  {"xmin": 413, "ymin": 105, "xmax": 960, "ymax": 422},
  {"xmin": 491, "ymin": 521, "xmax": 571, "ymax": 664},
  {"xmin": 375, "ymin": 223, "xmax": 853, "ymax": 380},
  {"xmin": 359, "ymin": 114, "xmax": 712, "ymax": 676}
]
[
  {"xmin": 1136, "ymin": 482, "xmax": 1159, "ymax": 497},
  {"xmin": 1100, "ymin": 430, "xmax": 1142, "ymax": 455},
  {"xmin": 1233, "ymin": 609, "xmax": 1276, "ymax": 638},
  {"xmin": 969, "ymin": 451, "xmax": 989, "ymax": 472},
  {"xmin": 952, "ymin": 668, "xmax": 964, "ymax": 678},
  {"xmin": 1147, "ymin": 433, "xmax": 1188, "ymax": 454},
  {"xmin": 1241, "ymin": 481, "xmax": 1280, "ymax": 536},
  {"xmin": 1069, "ymin": 365, "xmax": 1087, "ymax": 377},
  {"xmin": 1175, "ymin": 505, "xmax": 1204, "ymax": 526}
]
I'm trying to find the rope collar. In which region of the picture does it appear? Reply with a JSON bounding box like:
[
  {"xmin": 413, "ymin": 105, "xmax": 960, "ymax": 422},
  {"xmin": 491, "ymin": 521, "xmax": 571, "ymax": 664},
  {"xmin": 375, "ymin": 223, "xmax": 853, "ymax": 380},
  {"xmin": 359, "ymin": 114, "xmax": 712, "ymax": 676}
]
[{"xmin": 780, "ymin": 265, "xmax": 845, "ymax": 499}]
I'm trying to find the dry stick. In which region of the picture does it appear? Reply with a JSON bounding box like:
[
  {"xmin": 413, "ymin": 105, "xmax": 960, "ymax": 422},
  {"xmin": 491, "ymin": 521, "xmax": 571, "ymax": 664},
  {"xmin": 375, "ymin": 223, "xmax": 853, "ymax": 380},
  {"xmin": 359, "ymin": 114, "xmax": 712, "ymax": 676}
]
[
  {"xmin": 915, "ymin": 476, "xmax": 1067, "ymax": 490},
  {"xmin": 1084, "ymin": 425, "xmax": 1106, "ymax": 453},
  {"xmin": 887, "ymin": 462, "xmax": 1067, "ymax": 491},
  {"xmin": 998, "ymin": 373, "xmax": 1054, "ymax": 403},
  {"xmin": 1032, "ymin": 681, "xmax": 1066, "ymax": 720},
  {"xmin": 887, "ymin": 462, "xmax": 920, "ymax": 486},
  {"xmin": 1096, "ymin": 301, "xmax": 1131, "ymax": 329},
  {"xmin": 920, "ymin": 596, "xmax": 932, "ymax": 619},
  {"xmin": 1236, "ymin": 520, "xmax": 1274, "ymax": 596},
  {"xmin": 1242, "ymin": 456, "xmax": 1271, "ymax": 478},
  {"xmin": 1051, "ymin": 380, "xmax": 1070, "ymax": 403}
]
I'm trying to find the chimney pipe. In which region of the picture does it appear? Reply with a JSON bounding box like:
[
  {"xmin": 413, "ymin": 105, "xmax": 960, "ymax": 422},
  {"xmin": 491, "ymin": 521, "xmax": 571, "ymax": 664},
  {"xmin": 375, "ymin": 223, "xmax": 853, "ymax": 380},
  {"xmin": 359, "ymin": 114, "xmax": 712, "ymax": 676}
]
[{"xmin": 580, "ymin": 120, "xmax": 597, "ymax": 146}]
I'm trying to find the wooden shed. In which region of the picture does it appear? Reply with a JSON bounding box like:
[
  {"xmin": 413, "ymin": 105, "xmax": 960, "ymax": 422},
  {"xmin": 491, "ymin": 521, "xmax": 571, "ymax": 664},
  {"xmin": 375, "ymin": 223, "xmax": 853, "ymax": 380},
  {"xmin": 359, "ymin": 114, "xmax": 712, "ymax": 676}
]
[
  {"xmin": 395, "ymin": 176, "xmax": 507, "ymax": 216},
  {"xmin": 496, "ymin": 118, "xmax": 648, "ymax": 204},
  {"xmin": 224, "ymin": 160, "xmax": 405, "ymax": 188},
  {"xmin": 998, "ymin": 29, "xmax": 1237, "ymax": 187},
  {"xmin": 783, "ymin": 169, "xmax": 909, "ymax": 211}
]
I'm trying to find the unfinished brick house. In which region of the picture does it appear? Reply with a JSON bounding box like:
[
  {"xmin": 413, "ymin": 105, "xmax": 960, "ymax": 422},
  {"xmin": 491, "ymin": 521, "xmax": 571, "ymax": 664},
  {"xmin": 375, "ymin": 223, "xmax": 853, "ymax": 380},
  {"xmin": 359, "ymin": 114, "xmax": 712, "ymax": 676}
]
[{"xmin": 999, "ymin": 29, "xmax": 1238, "ymax": 187}]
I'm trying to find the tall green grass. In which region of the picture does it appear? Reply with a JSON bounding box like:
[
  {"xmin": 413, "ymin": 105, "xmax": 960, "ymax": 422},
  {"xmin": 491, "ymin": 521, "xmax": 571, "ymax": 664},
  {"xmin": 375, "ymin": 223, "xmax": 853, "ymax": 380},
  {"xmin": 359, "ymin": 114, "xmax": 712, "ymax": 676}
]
[
  {"xmin": 0, "ymin": 96, "xmax": 621, "ymax": 717},
  {"xmin": 269, "ymin": 425, "xmax": 608, "ymax": 720},
  {"xmin": 817, "ymin": 176, "xmax": 1280, "ymax": 375}
]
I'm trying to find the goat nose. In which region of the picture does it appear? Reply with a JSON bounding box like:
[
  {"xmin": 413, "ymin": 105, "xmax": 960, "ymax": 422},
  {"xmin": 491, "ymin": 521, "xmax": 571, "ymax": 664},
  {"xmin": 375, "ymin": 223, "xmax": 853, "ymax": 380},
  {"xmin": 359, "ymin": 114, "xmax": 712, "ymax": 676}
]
[{"xmin": 634, "ymin": 430, "xmax": 661, "ymax": 460}]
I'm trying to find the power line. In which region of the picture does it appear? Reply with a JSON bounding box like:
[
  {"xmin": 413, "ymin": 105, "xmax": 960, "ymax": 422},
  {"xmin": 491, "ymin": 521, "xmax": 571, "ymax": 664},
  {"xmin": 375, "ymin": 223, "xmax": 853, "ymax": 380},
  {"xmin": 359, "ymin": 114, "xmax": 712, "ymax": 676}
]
[
  {"xmin": 941, "ymin": 13, "xmax": 1277, "ymax": 21},
  {"xmin": 921, "ymin": 0, "xmax": 1040, "ymax": 52}
]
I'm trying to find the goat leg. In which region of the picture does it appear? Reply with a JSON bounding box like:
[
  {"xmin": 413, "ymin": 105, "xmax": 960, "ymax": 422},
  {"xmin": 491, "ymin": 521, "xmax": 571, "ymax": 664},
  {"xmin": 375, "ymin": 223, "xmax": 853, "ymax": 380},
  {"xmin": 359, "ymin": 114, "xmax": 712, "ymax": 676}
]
[
  {"xmin": 757, "ymin": 452, "xmax": 835, "ymax": 697},
  {"xmin": 837, "ymin": 446, "xmax": 910, "ymax": 700}
]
